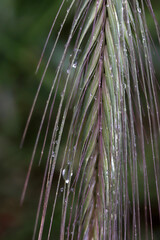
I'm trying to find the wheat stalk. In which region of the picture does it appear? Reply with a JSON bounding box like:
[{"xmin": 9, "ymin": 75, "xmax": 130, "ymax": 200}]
[{"xmin": 21, "ymin": 0, "xmax": 160, "ymax": 239}]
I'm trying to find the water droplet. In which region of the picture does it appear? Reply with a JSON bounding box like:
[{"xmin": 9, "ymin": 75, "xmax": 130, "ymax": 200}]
[
  {"xmin": 137, "ymin": 7, "xmax": 141, "ymax": 13},
  {"xmin": 142, "ymin": 37, "xmax": 146, "ymax": 43},
  {"xmin": 123, "ymin": 83, "xmax": 126, "ymax": 89},
  {"xmin": 62, "ymin": 163, "xmax": 73, "ymax": 184},
  {"xmin": 99, "ymin": 126, "xmax": 103, "ymax": 134},
  {"xmin": 61, "ymin": 91, "xmax": 64, "ymax": 97},
  {"xmin": 123, "ymin": 48, "xmax": 127, "ymax": 53},
  {"xmin": 69, "ymin": 48, "xmax": 81, "ymax": 70},
  {"xmin": 52, "ymin": 151, "xmax": 55, "ymax": 158},
  {"xmin": 105, "ymin": 209, "xmax": 108, "ymax": 214},
  {"xmin": 65, "ymin": 179, "xmax": 69, "ymax": 184},
  {"xmin": 72, "ymin": 62, "xmax": 77, "ymax": 68},
  {"xmin": 67, "ymin": 67, "xmax": 70, "ymax": 74}
]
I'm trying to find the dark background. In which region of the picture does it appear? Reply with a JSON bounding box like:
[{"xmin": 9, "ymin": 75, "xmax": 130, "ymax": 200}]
[{"xmin": 0, "ymin": 0, "xmax": 160, "ymax": 239}]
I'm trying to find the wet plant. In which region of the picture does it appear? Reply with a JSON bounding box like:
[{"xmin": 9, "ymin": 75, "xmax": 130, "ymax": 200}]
[{"xmin": 21, "ymin": 0, "xmax": 160, "ymax": 239}]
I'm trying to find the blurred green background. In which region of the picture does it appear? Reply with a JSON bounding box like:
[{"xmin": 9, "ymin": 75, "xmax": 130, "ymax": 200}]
[{"xmin": 0, "ymin": 0, "xmax": 160, "ymax": 239}]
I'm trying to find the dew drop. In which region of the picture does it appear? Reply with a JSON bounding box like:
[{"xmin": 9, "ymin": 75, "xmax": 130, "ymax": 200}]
[
  {"xmin": 62, "ymin": 163, "xmax": 73, "ymax": 184},
  {"xmin": 52, "ymin": 151, "xmax": 55, "ymax": 158},
  {"xmin": 142, "ymin": 37, "xmax": 146, "ymax": 43},
  {"xmin": 69, "ymin": 48, "xmax": 81, "ymax": 70},
  {"xmin": 72, "ymin": 62, "xmax": 77, "ymax": 68},
  {"xmin": 105, "ymin": 208, "xmax": 108, "ymax": 214},
  {"xmin": 65, "ymin": 179, "xmax": 70, "ymax": 184},
  {"xmin": 137, "ymin": 7, "xmax": 141, "ymax": 13},
  {"xmin": 61, "ymin": 91, "xmax": 64, "ymax": 97},
  {"xmin": 67, "ymin": 67, "xmax": 70, "ymax": 74},
  {"xmin": 99, "ymin": 126, "xmax": 103, "ymax": 132}
]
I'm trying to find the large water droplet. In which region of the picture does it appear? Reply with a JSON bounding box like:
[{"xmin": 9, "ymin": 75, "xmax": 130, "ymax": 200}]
[{"xmin": 62, "ymin": 163, "xmax": 73, "ymax": 184}]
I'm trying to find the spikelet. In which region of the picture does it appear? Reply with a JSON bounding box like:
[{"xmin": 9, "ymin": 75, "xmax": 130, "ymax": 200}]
[{"xmin": 21, "ymin": 0, "xmax": 160, "ymax": 239}]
